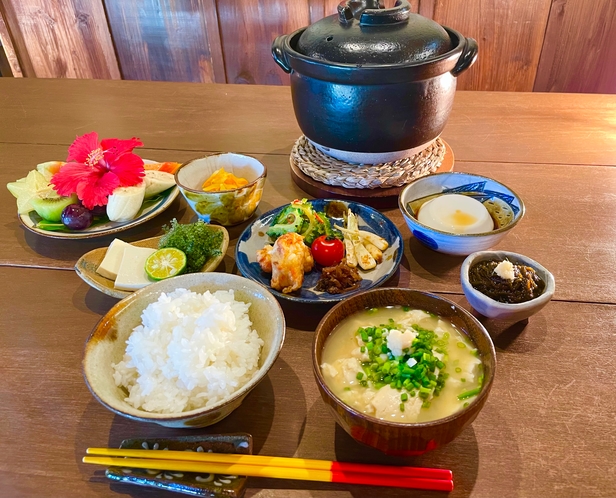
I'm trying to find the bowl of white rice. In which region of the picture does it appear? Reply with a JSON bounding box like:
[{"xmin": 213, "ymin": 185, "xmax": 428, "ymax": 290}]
[{"xmin": 83, "ymin": 272, "xmax": 285, "ymax": 428}]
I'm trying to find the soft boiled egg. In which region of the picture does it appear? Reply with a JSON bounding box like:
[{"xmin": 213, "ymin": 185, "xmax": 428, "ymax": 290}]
[{"xmin": 417, "ymin": 194, "xmax": 494, "ymax": 234}]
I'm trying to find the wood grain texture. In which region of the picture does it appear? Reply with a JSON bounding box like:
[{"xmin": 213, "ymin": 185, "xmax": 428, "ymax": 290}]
[
  {"xmin": 420, "ymin": 0, "xmax": 553, "ymax": 91},
  {"xmin": 534, "ymin": 0, "xmax": 616, "ymax": 93},
  {"xmin": 216, "ymin": 0, "xmax": 311, "ymax": 85},
  {"xmin": 103, "ymin": 0, "xmax": 226, "ymax": 83},
  {"xmin": 0, "ymin": 0, "xmax": 120, "ymax": 79},
  {"xmin": 0, "ymin": 266, "xmax": 614, "ymax": 497},
  {"xmin": 2, "ymin": 80, "xmax": 616, "ymax": 167},
  {"xmin": 0, "ymin": 6, "xmax": 23, "ymax": 76}
]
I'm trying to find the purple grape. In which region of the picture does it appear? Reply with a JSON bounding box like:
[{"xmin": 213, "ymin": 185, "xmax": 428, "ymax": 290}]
[
  {"xmin": 89, "ymin": 204, "xmax": 107, "ymax": 217},
  {"xmin": 61, "ymin": 204, "xmax": 94, "ymax": 230}
]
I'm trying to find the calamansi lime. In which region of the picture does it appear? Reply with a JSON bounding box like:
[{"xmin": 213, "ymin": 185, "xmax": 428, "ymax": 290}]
[{"xmin": 145, "ymin": 248, "xmax": 187, "ymax": 280}]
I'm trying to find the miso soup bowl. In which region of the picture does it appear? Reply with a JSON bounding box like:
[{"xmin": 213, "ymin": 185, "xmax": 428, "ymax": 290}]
[
  {"xmin": 176, "ymin": 153, "xmax": 266, "ymax": 226},
  {"xmin": 399, "ymin": 172, "xmax": 525, "ymax": 255},
  {"xmin": 83, "ymin": 273, "xmax": 285, "ymax": 428},
  {"xmin": 312, "ymin": 287, "xmax": 496, "ymax": 456}
]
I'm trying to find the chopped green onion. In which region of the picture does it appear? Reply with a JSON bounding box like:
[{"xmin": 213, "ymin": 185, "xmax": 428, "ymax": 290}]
[
  {"xmin": 401, "ymin": 393, "xmax": 408, "ymax": 402},
  {"xmin": 455, "ymin": 367, "xmax": 462, "ymax": 373},
  {"xmin": 399, "ymin": 403, "xmax": 405, "ymax": 412},
  {"xmin": 356, "ymin": 372, "xmax": 364, "ymax": 380},
  {"xmin": 457, "ymin": 387, "xmax": 482, "ymax": 400},
  {"xmin": 460, "ymin": 378, "xmax": 466, "ymax": 382},
  {"xmin": 457, "ymin": 342, "xmax": 466, "ymax": 349},
  {"xmin": 403, "ymin": 306, "xmax": 410, "ymax": 312},
  {"xmin": 360, "ymin": 346, "xmax": 366, "ymax": 353},
  {"xmin": 422, "ymin": 401, "xmax": 431, "ymax": 409}
]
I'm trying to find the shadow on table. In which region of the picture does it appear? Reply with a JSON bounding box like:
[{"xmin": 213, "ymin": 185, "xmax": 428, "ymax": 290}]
[
  {"xmin": 406, "ymin": 236, "xmax": 466, "ymax": 282},
  {"xmin": 81, "ymin": 356, "xmax": 305, "ymax": 497}
]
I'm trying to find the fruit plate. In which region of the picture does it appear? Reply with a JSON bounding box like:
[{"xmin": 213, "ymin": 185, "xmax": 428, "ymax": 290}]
[
  {"xmin": 235, "ymin": 199, "xmax": 403, "ymax": 304},
  {"xmin": 17, "ymin": 159, "xmax": 179, "ymax": 240},
  {"xmin": 75, "ymin": 228, "xmax": 229, "ymax": 299},
  {"xmin": 105, "ymin": 433, "xmax": 251, "ymax": 497}
]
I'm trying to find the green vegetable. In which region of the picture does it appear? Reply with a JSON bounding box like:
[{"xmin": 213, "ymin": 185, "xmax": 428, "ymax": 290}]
[
  {"xmin": 266, "ymin": 199, "xmax": 343, "ymax": 246},
  {"xmin": 292, "ymin": 199, "xmax": 322, "ymax": 245},
  {"xmin": 158, "ymin": 219, "xmax": 223, "ymax": 273},
  {"xmin": 353, "ymin": 321, "xmax": 450, "ymax": 412},
  {"xmin": 266, "ymin": 205, "xmax": 304, "ymax": 239},
  {"xmin": 457, "ymin": 387, "xmax": 482, "ymax": 400}
]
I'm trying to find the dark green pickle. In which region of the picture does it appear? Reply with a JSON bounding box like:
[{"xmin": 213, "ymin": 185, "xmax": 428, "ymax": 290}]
[{"xmin": 469, "ymin": 260, "xmax": 545, "ymax": 304}]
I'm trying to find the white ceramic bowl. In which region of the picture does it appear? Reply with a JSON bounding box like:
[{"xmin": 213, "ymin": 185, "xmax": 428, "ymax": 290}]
[
  {"xmin": 398, "ymin": 172, "xmax": 525, "ymax": 255},
  {"xmin": 83, "ymin": 272, "xmax": 285, "ymax": 428},
  {"xmin": 176, "ymin": 153, "xmax": 266, "ymax": 226},
  {"xmin": 461, "ymin": 251, "xmax": 555, "ymax": 321}
]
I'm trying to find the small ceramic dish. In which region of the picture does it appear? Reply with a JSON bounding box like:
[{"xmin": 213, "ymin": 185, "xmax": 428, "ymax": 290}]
[
  {"xmin": 106, "ymin": 433, "xmax": 252, "ymax": 497},
  {"xmin": 399, "ymin": 172, "xmax": 524, "ymax": 255},
  {"xmin": 74, "ymin": 227, "xmax": 229, "ymax": 299},
  {"xmin": 313, "ymin": 287, "xmax": 496, "ymax": 455},
  {"xmin": 83, "ymin": 272, "xmax": 285, "ymax": 428},
  {"xmin": 235, "ymin": 199, "xmax": 403, "ymax": 304},
  {"xmin": 19, "ymin": 159, "xmax": 179, "ymax": 239},
  {"xmin": 175, "ymin": 153, "xmax": 266, "ymax": 226},
  {"xmin": 461, "ymin": 250, "xmax": 556, "ymax": 321}
]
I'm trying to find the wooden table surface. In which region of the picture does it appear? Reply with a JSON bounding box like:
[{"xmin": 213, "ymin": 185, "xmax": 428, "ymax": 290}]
[{"xmin": 1, "ymin": 79, "xmax": 615, "ymax": 498}]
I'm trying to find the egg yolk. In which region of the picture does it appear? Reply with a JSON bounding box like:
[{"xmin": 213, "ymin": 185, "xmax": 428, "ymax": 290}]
[{"xmin": 417, "ymin": 194, "xmax": 494, "ymax": 234}]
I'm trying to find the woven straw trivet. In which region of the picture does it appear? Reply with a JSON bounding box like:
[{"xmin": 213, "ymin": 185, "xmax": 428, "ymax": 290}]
[{"xmin": 291, "ymin": 136, "xmax": 446, "ymax": 189}]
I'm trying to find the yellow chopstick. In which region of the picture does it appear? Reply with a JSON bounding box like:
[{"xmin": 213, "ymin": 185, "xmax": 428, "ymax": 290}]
[
  {"xmin": 83, "ymin": 456, "xmax": 454, "ymax": 491},
  {"xmin": 86, "ymin": 447, "xmax": 452, "ymax": 480}
]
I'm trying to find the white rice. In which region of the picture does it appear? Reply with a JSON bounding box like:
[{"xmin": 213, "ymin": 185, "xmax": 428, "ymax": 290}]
[{"xmin": 112, "ymin": 288, "xmax": 264, "ymax": 413}]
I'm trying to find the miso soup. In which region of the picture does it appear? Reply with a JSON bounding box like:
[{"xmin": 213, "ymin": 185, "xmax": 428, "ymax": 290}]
[{"xmin": 321, "ymin": 306, "xmax": 483, "ymax": 423}]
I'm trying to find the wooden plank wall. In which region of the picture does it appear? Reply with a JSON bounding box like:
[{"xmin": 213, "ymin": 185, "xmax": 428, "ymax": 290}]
[
  {"xmin": 534, "ymin": 0, "xmax": 616, "ymax": 93},
  {"xmin": 421, "ymin": 0, "xmax": 553, "ymax": 91},
  {"xmin": 0, "ymin": 0, "xmax": 614, "ymax": 94},
  {"xmin": 103, "ymin": 0, "xmax": 226, "ymax": 83},
  {"xmin": 0, "ymin": 0, "xmax": 119, "ymax": 79}
]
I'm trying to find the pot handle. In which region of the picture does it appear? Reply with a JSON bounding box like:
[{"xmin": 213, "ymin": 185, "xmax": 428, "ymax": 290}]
[
  {"xmin": 451, "ymin": 37, "xmax": 478, "ymax": 77},
  {"xmin": 272, "ymin": 35, "xmax": 292, "ymax": 74}
]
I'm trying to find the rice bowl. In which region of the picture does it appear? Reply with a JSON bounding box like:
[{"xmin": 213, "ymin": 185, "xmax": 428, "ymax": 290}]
[
  {"xmin": 113, "ymin": 288, "xmax": 264, "ymax": 413},
  {"xmin": 83, "ymin": 272, "xmax": 285, "ymax": 428}
]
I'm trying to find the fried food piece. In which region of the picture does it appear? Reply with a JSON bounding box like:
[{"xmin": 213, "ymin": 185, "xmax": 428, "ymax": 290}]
[
  {"xmin": 256, "ymin": 244, "xmax": 273, "ymax": 273},
  {"xmin": 269, "ymin": 232, "xmax": 314, "ymax": 294}
]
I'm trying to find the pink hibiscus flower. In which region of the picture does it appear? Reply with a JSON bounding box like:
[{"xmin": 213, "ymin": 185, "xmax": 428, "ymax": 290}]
[{"xmin": 51, "ymin": 132, "xmax": 145, "ymax": 209}]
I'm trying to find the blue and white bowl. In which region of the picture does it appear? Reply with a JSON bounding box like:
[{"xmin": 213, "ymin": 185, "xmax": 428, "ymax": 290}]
[
  {"xmin": 236, "ymin": 199, "xmax": 403, "ymax": 304},
  {"xmin": 398, "ymin": 172, "xmax": 525, "ymax": 256}
]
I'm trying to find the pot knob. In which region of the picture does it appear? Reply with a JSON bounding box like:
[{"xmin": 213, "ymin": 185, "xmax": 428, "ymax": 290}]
[{"xmin": 338, "ymin": 0, "xmax": 412, "ymax": 25}]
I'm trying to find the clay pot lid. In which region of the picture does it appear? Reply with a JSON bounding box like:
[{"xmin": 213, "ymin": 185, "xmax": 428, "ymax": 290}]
[{"xmin": 296, "ymin": 0, "xmax": 452, "ymax": 65}]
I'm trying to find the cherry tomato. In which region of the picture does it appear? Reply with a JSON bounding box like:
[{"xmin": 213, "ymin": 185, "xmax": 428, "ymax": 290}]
[{"xmin": 311, "ymin": 235, "xmax": 345, "ymax": 267}]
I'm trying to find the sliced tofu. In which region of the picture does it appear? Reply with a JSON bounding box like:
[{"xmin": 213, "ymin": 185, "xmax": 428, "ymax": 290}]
[
  {"xmin": 330, "ymin": 357, "xmax": 363, "ymax": 384},
  {"xmin": 386, "ymin": 328, "xmax": 417, "ymax": 357},
  {"xmin": 114, "ymin": 245, "xmax": 157, "ymax": 291},
  {"xmin": 370, "ymin": 385, "xmax": 422, "ymax": 421},
  {"xmin": 96, "ymin": 239, "xmax": 132, "ymax": 280}
]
